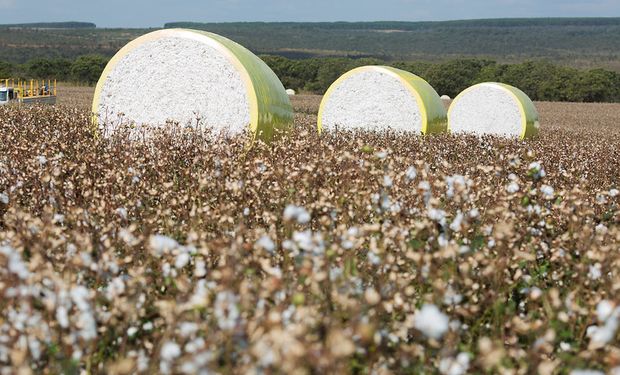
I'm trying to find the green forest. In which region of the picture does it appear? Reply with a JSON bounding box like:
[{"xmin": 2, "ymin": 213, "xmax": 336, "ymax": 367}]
[
  {"xmin": 0, "ymin": 18, "xmax": 619, "ymax": 71},
  {"xmin": 1, "ymin": 55, "xmax": 619, "ymax": 102}
]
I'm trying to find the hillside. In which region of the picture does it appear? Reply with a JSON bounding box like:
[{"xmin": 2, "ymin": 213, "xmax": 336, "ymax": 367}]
[
  {"xmin": 0, "ymin": 21, "xmax": 96, "ymax": 29},
  {"xmin": 0, "ymin": 18, "xmax": 618, "ymax": 70}
]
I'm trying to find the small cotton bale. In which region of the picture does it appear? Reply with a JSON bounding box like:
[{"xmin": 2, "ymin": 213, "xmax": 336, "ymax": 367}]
[
  {"xmin": 286, "ymin": 89, "xmax": 296, "ymax": 96},
  {"xmin": 318, "ymin": 66, "xmax": 447, "ymax": 134},
  {"xmin": 448, "ymin": 82, "xmax": 539, "ymax": 139},
  {"xmin": 93, "ymin": 29, "xmax": 293, "ymax": 142},
  {"xmin": 441, "ymin": 95, "xmax": 451, "ymax": 100}
]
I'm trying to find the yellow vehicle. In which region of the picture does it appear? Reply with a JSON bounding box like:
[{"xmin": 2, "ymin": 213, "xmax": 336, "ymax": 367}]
[{"xmin": 0, "ymin": 78, "xmax": 57, "ymax": 106}]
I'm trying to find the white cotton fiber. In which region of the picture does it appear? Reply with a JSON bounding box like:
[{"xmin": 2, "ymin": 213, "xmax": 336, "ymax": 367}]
[{"xmin": 320, "ymin": 69, "xmax": 422, "ymax": 132}]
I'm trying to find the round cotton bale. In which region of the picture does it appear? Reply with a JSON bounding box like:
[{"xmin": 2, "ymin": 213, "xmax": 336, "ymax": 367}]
[
  {"xmin": 92, "ymin": 29, "xmax": 293, "ymax": 142},
  {"xmin": 448, "ymin": 82, "xmax": 539, "ymax": 139},
  {"xmin": 286, "ymin": 89, "xmax": 296, "ymax": 96},
  {"xmin": 317, "ymin": 66, "xmax": 447, "ymax": 134}
]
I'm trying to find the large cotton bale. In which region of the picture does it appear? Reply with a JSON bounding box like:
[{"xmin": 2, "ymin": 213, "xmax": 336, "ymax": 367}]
[
  {"xmin": 286, "ymin": 89, "xmax": 296, "ymax": 96},
  {"xmin": 92, "ymin": 29, "xmax": 293, "ymax": 142},
  {"xmin": 317, "ymin": 66, "xmax": 447, "ymax": 134},
  {"xmin": 448, "ymin": 82, "xmax": 539, "ymax": 139}
]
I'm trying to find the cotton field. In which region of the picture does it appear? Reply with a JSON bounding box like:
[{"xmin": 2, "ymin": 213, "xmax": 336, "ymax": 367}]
[{"xmin": 0, "ymin": 93, "xmax": 619, "ymax": 374}]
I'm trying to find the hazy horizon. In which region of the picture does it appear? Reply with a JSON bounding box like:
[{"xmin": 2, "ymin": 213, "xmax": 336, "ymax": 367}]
[{"xmin": 0, "ymin": 0, "xmax": 619, "ymax": 28}]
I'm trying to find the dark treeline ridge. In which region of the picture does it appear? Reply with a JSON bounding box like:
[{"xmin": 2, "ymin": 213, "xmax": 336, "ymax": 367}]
[
  {"xmin": 165, "ymin": 18, "xmax": 620, "ymax": 30},
  {"xmin": 264, "ymin": 56, "xmax": 620, "ymax": 102},
  {"xmin": 0, "ymin": 55, "xmax": 108, "ymax": 85},
  {"xmin": 0, "ymin": 22, "xmax": 96, "ymax": 29},
  {"xmin": 1, "ymin": 55, "xmax": 619, "ymax": 103}
]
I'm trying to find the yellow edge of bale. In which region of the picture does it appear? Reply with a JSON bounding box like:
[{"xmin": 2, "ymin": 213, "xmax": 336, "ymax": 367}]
[
  {"xmin": 447, "ymin": 82, "xmax": 540, "ymax": 140},
  {"xmin": 317, "ymin": 65, "xmax": 447, "ymax": 134},
  {"xmin": 92, "ymin": 29, "xmax": 293, "ymax": 143}
]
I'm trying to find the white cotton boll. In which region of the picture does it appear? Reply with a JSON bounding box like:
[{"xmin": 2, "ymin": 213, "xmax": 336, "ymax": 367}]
[
  {"xmin": 106, "ymin": 277, "xmax": 126, "ymax": 299},
  {"xmin": 528, "ymin": 161, "xmax": 546, "ymax": 179},
  {"xmin": 293, "ymin": 230, "xmax": 314, "ymax": 252},
  {"xmin": 149, "ymin": 234, "xmax": 179, "ymax": 256},
  {"xmin": 383, "ymin": 175, "xmax": 393, "ymax": 188},
  {"xmin": 413, "ymin": 304, "xmax": 450, "ymax": 340},
  {"xmin": 595, "ymin": 224, "xmax": 608, "ymax": 235},
  {"xmin": 610, "ymin": 189, "xmax": 619, "ymax": 197},
  {"xmin": 418, "ymin": 181, "xmax": 431, "ymax": 190},
  {"xmin": 127, "ymin": 327, "xmax": 138, "ymax": 336},
  {"xmin": 443, "ymin": 286, "xmax": 463, "ymax": 306},
  {"xmin": 439, "ymin": 353, "xmax": 470, "ymax": 375},
  {"xmin": 405, "ymin": 166, "xmax": 417, "ymax": 181},
  {"xmin": 194, "ymin": 259, "xmax": 207, "ymax": 278},
  {"xmin": 469, "ymin": 208, "xmax": 479, "ymax": 219},
  {"xmin": 174, "ymin": 252, "xmax": 190, "ymax": 269},
  {"xmin": 0, "ymin": 246, "xmax": 30, "ymax": 280},
  {"xmin": 588, "ymin": 318, "xmax": 619, "ymax": 346},
  {"xmin": 70, "ymin": 286, "xmax": 91, "ymax": 311},
  {"xmin": 56, "ymin": 306, "xmax": 69, "ymax": 329},
  {"xmin": 283, "ymin": 204, "xmax": 311, "ymax": 224},
  {"xmin": 0, "ymin": 193, "xmax": 8, "ymax": 204},
  {"xmin": 376, "ymin": 151, "xmax": 388, "ymax": 159},
  {"xmin": 161, "ymin": 341, "xmax": 181, "ymax": 361},
  {"xmin": 179, "ymin": 322, "xmax": 199, "ymax": 337},
  {"xmin": 506, "ymin": 182, "xmax": 520, "ymax": 194},
  {"xmin": 596, "ymin": 300, "xmax": 615, "ymax": 322},
  {"xmin": 256, "ymin": 235, "xmax": 276, "ymax": 253},
  {"xmin": 449, "ymin": 212, "xmax": 464, "ymax": 232},
  {"xmin": 428, "ymin": 208, "xmax": 446, "ymax": 223},
  {"xmin": 214, "ymin": 291, "xmax": 240, "ymax": 330},
  {"xmin": 540, "ymin": 185, "xmax": 554, "ymax": 199},
  {"xmin": 589, "ymin": 264, "xmax": 602, "ymax": 280},
  {"xmin": 36, "ymin": 155, "xmax": 47, "ymax": 166}
]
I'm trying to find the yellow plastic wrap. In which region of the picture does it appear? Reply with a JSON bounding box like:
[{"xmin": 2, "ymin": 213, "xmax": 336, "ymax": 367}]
[{"xmin": 92, "ymin": 29, "xmax": 293, "ymax": 142}]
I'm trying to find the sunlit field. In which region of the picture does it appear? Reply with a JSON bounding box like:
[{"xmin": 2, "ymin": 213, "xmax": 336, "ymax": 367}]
[{"xmin": 0, "ymin": 87, "xmax": 619, "ymax": 374}]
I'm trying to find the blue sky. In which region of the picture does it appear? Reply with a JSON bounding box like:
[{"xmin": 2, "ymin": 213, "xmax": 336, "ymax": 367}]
[{"xmin": 0, "ymin": 0, "xmax": 619, "ymax": 27}]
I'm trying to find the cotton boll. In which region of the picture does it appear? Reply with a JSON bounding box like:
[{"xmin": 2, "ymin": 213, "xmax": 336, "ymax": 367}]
[
  {"xmin": 413, "ymin": 304, "xmax": 450, "ymax": 340},
  {"xmin": 161, "ymin": 341, "xmax": 181, "ymax": 361},
  {"xmin": 596, "ymin": 300, "xmax": 614, "ymax": 322}
]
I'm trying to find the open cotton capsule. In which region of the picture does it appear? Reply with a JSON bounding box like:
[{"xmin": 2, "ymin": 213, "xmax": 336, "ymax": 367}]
[
  {"xmin": 318, "ymin": 66, "xmax": 447, "ymax": 134},
  {"xmin": 92, "ymin": 29, "xmax": 293, "ymax": 142},
  {"xmin": 448, "ymin": 82, "xmax": 540, "ymax": 139}
]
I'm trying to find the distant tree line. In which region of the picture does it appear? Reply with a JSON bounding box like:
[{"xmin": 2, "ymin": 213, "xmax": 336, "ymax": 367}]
[
  {"xmin": 263, "ymin": 56, "xmax": 620, "ymax": 102},
  {"xmin": 0, "ymin": 55, "xmax": 108, "ymax": 85},
  {"xmin": 1, "ymin": 55, "xmax": 619, "ymax": 102}
]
